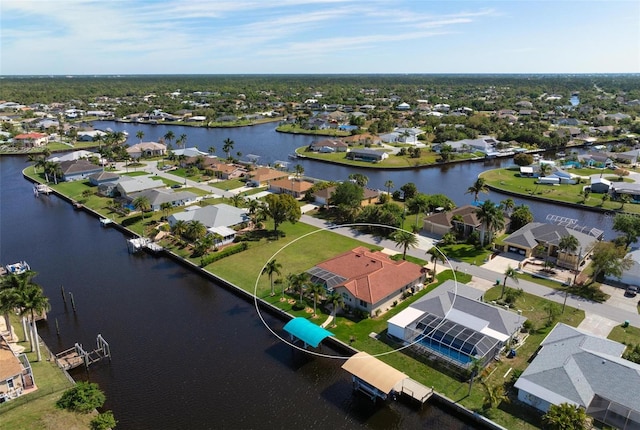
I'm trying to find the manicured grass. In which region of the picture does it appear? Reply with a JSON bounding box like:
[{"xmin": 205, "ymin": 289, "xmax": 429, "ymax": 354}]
[
  {"xmin": 213, "ymin": 178, "xmax": 246, "ymax": 191},
  {"xmin": 277, "ymin": 124, "xmax": 351, "ymax": 137},
  {"xmin": 121, "ymin": 171, "xmax": 148, "ymax": 177},
  {"xmin": 0, "ymin": 316, "xmax": 94, "ymax": 429},
  {"xmin": 437, "ymin": 243, "xmax": 493, "ymax": 265},
  {"xmin": 481, "ymin": 168, "xmax": 640, "ymax": 214},
  {"xmin": 608, "ymin": 324, "xmax": 640, "ymax": 345}
]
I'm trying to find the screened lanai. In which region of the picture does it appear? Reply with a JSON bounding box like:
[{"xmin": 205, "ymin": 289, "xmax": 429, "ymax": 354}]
[
  {"xmin": 405, "ymin": 312, "xmax": 500, "ymax": 370},
  {"xmin": 306, "ymin": 266, "xmax": 346, "ymax": 291}
]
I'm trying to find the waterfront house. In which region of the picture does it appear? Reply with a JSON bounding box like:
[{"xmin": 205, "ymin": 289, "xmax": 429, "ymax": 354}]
[
  {"xmin": 247, "ymin": 167, "xmax": 288, "ymax": 187},
  {"xmin": 48, "ymin": 150, "xmax": 102, "ymax": 164},
  {"xmin": 168, "ymin": 203, "xmax": 249, "ymax": 231},
  {"xmin": 422, "ymin": 205, "xmax": 509, "ymax": 239},
  {"xmin": 59, "ymin": 159, "xmax": 104, "ymax": 182},
  {"xmin": 126, "ymin": 142, "xmax": 167, "ymax": 159},
  {"xmin": 89, "ymin": 171, "xmax": 120, "ymax": 186},
  {"xmin": 611, "ymin": 182, "xmax": 640, "ymax": 202},
  {"xmin": 501, "ymin": 222, "xmax": 601, "ymax": 268},
  {"xmin": 514, "ymin": 323, "xmax": 640, "ymax": 430},
  {"xmin": 268, "ymin": 178, "xmax": 314, "ymax": 199},
  {"xmin": 345, "ymin": 148, "xmax": 389, "ymax": 162},
  {"xmin": 306, "ymin": 247, "xmax": 426, "ymax": 317},
  {"xmin": 590, "ymin": 177, "xmax": 612, "ymax": 194},
  {"xmin": 313, "ymin": 186, "xmax": 380, "ymax": 207},
  {"xmin": 171, "ymin": 147, "xmax": 209, "ymax": 158},
  {"xmin": 77, "ymin": 130, "xmax": 107, "ymax": 142},
  {"xmin": 0, "ymin": 336, "xmax": 35, "ymax": 403},
  {"xmin": 211, "ymin": 162, "xmax": 246, "ymax": 180},
  {"xmin": 388, "ymin": 280, "xmax": 524, "ymax": 373},
  {"xmin": 126, "ymin": 188, "xmax": 199, "ymax": 212},
  {"xmin": 115, "ymin": 176, "xmax": 165, "ymax": 198},
  {"xmin": 342, "ymin": 133, "xmax": 381, "ymax": 146},
  {"xmin": 12, "ymin": 132, "xmax": 48, "ymax": 147},
  {"xmin": 308, "ymin": 139, "xmax": 348, "ymax": 153}
]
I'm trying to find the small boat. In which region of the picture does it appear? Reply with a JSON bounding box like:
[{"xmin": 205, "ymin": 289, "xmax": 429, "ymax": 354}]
[{"xmin": 5, "ymin": 261, "xmax": 30, "ymax": 275}]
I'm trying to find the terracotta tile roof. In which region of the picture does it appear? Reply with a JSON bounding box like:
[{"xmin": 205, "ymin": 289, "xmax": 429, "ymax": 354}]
[
  {"xmin": 423, "ymin": 205, "xmax": 481, "ymax": 228},
  {"xmin": 269, "ymin": 178, "xmax": 314, "ymax": 193},
  {"xmin": 14, "ymin": 132, "xmax": 47, "ymax": 139},
  {"xmin": 249, "ymin": 167, "xmax": 288, "ymax": 182},
  {"xmin": 316, "ymin": 247, "xmax": 425, "ymax": 304},
  {"xmin": 0, "ymin": 337, "xmax": 23, "ymax": 380}
]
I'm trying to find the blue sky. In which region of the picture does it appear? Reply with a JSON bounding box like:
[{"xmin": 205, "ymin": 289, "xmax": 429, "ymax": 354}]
[{"xmin": 2, "ymin": 0, "xmax": 639, "ymax": 75}]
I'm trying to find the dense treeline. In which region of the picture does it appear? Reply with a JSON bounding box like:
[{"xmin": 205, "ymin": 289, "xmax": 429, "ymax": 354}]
[{"xmin": 2, "ymin": 74, "xmax": 640, "ymax": 108}]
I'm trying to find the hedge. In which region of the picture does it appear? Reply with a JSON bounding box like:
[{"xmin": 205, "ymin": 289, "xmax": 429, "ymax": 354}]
[{"xmin": 199, "ymin": 242, "xmax": 249, "ymax": 266}]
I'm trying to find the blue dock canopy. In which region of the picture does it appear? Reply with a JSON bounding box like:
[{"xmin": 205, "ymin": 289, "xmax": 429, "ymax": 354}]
[{"xmin": 283, "ymin": 317, "xmax": 334, "ymax": 348}]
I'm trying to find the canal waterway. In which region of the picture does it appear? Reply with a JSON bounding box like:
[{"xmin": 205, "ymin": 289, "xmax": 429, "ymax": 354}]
[
  {"xmin": 1, "ymin": 155, "xmax": 481, "ymax": 429},
  {"xmin": 94, "ymin": 120, "xmax": 616, "ymax": 239}
]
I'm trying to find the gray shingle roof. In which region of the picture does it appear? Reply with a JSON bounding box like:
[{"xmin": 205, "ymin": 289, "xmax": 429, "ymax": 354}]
[{"xmin": 503, "ymin": 222, "xmax": 600, "ymax": 251}]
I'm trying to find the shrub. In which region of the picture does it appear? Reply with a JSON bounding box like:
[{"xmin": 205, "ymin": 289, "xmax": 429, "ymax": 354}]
[
  {"xmin": 292, "ymin": 301, "xmax": 305, "ymax": 311},
  {"xmin": 90, "ymin": 411, "xmax": 117, "ymax": 430},
  {"xmin": 199, "ymin": 242, "xmax": 249, "ymax": 266},
  {"xmin": 56, "ymin": 381, "xmax": 106, "ymax": 414}
]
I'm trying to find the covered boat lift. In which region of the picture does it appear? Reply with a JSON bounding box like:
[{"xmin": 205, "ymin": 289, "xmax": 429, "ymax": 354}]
[
  {"xmin": 283, "ymin": 317, "xmax": 334, "ymax": 348},
  {"xmin": 342, "ymin": 352, "xmax": 408, "ymax": 401}
]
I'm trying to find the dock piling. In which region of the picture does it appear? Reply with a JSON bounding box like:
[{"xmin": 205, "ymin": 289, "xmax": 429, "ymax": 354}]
[
  {"xmin": 69, "ymin": 292, "xmax": 76, "ymax": 312},
  {"xmin": 61, "ymin": 285, "xmax": 66, "ymax": 303},
  {"xmin": 55, "ymin": 318, "xmax": 60, "ymax": 335}
]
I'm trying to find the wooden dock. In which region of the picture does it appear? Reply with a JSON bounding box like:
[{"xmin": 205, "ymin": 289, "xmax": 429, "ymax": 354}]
[
  {"xmin": 395, "ymin": 378, "xmax": 433, "ymax": 404},
  {"xmin": 55, "ymin": 334, "xmax": 111, "ymax": 371}
]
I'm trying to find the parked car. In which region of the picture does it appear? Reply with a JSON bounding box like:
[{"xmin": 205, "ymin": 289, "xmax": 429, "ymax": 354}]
[{"xmin": 625, "ymin": 286, "xmax": 638, "ymax": 297}]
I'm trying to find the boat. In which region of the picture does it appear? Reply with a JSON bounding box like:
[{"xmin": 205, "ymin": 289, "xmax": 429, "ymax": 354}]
[
  {"xmin": 99, "ymin": 218, "xmax": 113, "ymax": 227},
  {"xmin": 5, "ymin": 261, "xmax": 30, "ymax": 275},
  {"xmin": 288, "ymin": 153, "xmax": 299, "ymax": 159},
  {"xmin": 33, "ymin": 184, "xmax": 52, "ymax": 196}
]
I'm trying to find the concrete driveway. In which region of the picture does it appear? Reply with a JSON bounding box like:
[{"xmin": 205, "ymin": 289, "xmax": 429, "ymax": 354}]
[
  {"xmin": 577, "ymin": 314, "xmax": 619, "ymax": 337},
  {"xmin": 481, "ymin": 254, "xmax": 526, "ymax": 274},
  {"xmin": 601, "ymin": 284, "xmax": 640, "ymax": 314}
]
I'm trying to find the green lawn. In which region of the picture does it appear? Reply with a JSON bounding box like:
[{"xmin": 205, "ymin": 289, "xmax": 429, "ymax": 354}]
[
  {"xmin": 608, "ymin": 324, "xmax": 640, "ymax": 345},
  {"xmin": 213, "ymin": 178, "xmax": 246, "ymax": 191},
  {"xmin": 437, "ymin": 243, "xmax": 493, "ymax": 265},
  {"xmin": 277, "ymin": 124, "xmax": 351, "ymax": 137},
  {"xmin": 0, "ymin": 316, "xmax": 95, "ymax": 429},
  {"xmin": 481, "ymin": 168, "xmax": 640, "ymax": 214}
]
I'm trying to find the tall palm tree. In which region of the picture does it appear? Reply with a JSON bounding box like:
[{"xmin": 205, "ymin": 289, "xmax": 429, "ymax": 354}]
[
  {"xmin": 0, "ymin": 287, "xmax": 19, "ymax": 341},
  {"xmin": 558, "ymin": 234, "xmax": 580, "ymax": 271},
  {"xmin": 229, "ymin": 193, "xmax": 245, "ymax": 208},
  {"xmin": 327, "ymin": 292, "xmax": 344, "ymax": 319},
  {"xmin": 186, "ymin": 220, "xmax": 207, "ymax": 242},
  {"xmin": 427, "ymin": 247, "xmax": 446, "ymax": 280},
  {"xmin": 262, "ymin": 259, "xmax": 282, "ymax": 296},
  {"xmin": 208, "ymin": 146, "xmax": 216, "ymax": 155},
  {"xmin": 475, "ymin": 200, "xmax": 504, "ymax": 247},
  {"xmin": 176, "ymin": 133, "xmax": 187, "ymax": 149},
  {"xmin": 501, "ymin": 265, "xmax": 519, "ymax": 299},
  {"xmin": 222, "ymin": 138, "xmax": 234, "ymax": 160},
  {"xmin": 294, "ymin": 164, "xmax": 304, "ymax": 178},
  {"xmin": 500, "ymin": 198, "xmax": 515, "ymax": 215},
  {"xmin": 539, "ymin": 162, "xmax": 553, "ymax": 177},
  {"xmin": 19, "ymin": 284, "xmax": 50, "ymax": 361},
  {"xmin": 292, "ymin": 272, "xmax": 310, "ymax": 303},
  {"xmin": 308, "ymin": 283, "xmax": 324, "ymax": 316},
  {"xmin": 466, "ymin": 177, "xmax": 489, "ymax": 202},
  {"xmin": 385, "ymin": 179, "xmax": 394, "ymax": 196},
  {"xmin": 135, "ymin": 130, "xmax": 144, "ymax": 143},
  {"xmin": 393, "ymin": 230, "xmax": 418, "ymax": 260},
  {"xmin": 164, "ymin": 130, "xmax": 175, "ymax": 147},
  {"xmin": 132, "ymin": 196, "xmax": 151, "ymax": 219},
  {"xmin": 348, "ymin": 173, "xmax": 369, "ymax": 187}
]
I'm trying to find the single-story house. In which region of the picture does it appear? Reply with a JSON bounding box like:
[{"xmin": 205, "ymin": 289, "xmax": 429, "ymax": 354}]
[
  {"xmin": 268, "ymin": 178, "xmax": 314, "ymax": 199},
  {"xmin": 211, "ymin": 162, "xmax": 246, "ymax": 180},
  {"xmin": 313, "ymin": 186, "xmax": 380, "ymax": 207},
  {"xmin": 605, "ymin": 248, "xmax": 640, "ymax": 286},
  {"xmin": 515, "ymin": 323, "xmax": 640, "ymax": 430},
  {"xmin": 168, "ymin": 203, "xmax": 249, "ymax": 230},
  {"xmin": 171, "ymin": 147, "xmax": 209, "ymax": 158},
  {"xmin": 590, "ymin": 177, "xmax": 612, "ymax": 194},
  {"xmin": 126, "ymin": 142, "xmax": 167, "ymax": 159},
  {"xmin": 247, "ymin": 167, "xmax": 288, "ymax": 187},
  {"xmin": 388, "ymin": 280, "xmax": 525, "ymax": 372},
  {"xmin": 88, "ymin": 171, "xmax": 120, "ymax": 186},
  {"xmin": 126, "ymin": 189, "xmax": 199, "ymax": 212},
  {"xmin": 0, "ymin": 336, "xmax": 35, "ymax": 403},
  {"xmin": 345, "ymin": 148, "xmax": 388, "ymax": 162},
  {"xmin": 501, "ymin": 222, "xmax": 602, "ymax": 269},
  {"xmin": 115, "ymin": 176, "xmax": 166, "ymax": 198},
  {"xmin": 76, "ymin": 130, "xmax": 107, "ymax": 142},
  {"xmin": 12, "ymin": 132, "xmax": 48, "ymax": 147},
  {"xmin": 306, "ymin": 247, "xmax": 427, "ymax": 317},
  {"xmin": 48, "ymin": 150, "xmax": 102, "ymax": 164},
  {"xmin": 308, "ymin": 139, "xmax": 349, "ymax": 153},
  {"xmin": 437, "ymin": 136, "xmax": 499, "ymax": 155},
  {"xmin": 612, "ymin": 183, "xmax": 640, "ymax": 201},
  {"xmin": 59, "ymin": 159, "xmax": 104, "ymax": 182}
]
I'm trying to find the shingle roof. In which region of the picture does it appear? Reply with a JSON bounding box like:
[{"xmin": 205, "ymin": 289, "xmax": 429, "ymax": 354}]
[
  {"xmin": 503, "ymin": 222, "xmax": 600, "ymax": 250},
  {"xmin": 169, "ymin": 203, "xmax": 248, "ymax": 228}
]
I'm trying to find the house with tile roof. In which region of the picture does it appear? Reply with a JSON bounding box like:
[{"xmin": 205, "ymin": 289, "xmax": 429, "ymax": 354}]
[
  {"xmin": 306, "ymin": 247, "xmax": 427, "ymax": 317},
  {"xmin": 308, "ymin": 138, "xmax": 349, "ymax": 153},
  {"xmin": 268, "ymin": 178, "xmax": 314, "ymax": 199},
  {"xmin": 388, "ymin": 280, "xmax": 524, "ymax": 372},
  {"xmin": 247, "ymin": 167, "xmax": 288, "ymax": 187},
  {"xmin": 312, "ymin": 186, "xmax": 380, "ymax": 207},
  {"xmin": 13, "ymin": 132, "xmax": 48, "ymax": 147},
  {"xmin": 423, "ymin": 205, "xmax": 489, "ymax": 237},
  {"xmin": 515, "ymin": 323, "xmax": 640, "ymax": 430},
  {"xmin": 126, "ymin": 141, "xmax": 167, "ymax": 159}
]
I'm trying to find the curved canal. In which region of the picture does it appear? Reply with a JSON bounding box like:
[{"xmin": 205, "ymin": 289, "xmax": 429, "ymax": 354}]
[
  {"xmin": 95, "ymin": 120, "xmax": 617, "ymax": 239},
  {"xmin": 1, "ymin": 155, "xmax": 480, "ymax": 428}
]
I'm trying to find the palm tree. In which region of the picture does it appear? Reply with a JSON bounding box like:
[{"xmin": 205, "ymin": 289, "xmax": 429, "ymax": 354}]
[
  {"xmin": 542, "ymin": 403, "xmax": 588, "ymax": 430},
  {"xmin": 327, "ymin": 292, "xmax": 344, "ymax": 319},
  {"xmin": 19, "ymin": 284, "xmax": 50, "ymax": 361},
  {"xmin": 208, "ymin": 146, "xmax": 216, "ymax": 156},
  {"xmin": 164, "ymin": 130, "xmax": 175, "ymax": 147},
  {"xmin": 619, "ymin": 193, "xmax": 631, "ymax": 210},
  {"xmin": 500, "ymin": 198, "xmax": 515, "ymax": 215},
  {"xmin": 262, "ymin": 259, "xmax": 282, "ymax": 296},
  {"xmin": 135, "ymin": 130, "xmax": 144, "ymax": 143},
  {"xmin": 308, "ymin": 282, "xmax": 324, "ymax": 316},
  {"xmin": 475, "ymin": 200, "xmax": 504, "ymax": 247},
  {"xmin": 292, "ymin": 272, "xmax": 310, "ymax": 303},
  {"xmin": 171, "ymin": 219, "xmax": 188, "ymax": 238},
  {"xmin": 385, "ymin": 179, "xmax": 394, "ymax": 196},
  {"xmin": 177, "ymin": 133, "xmax": 187, "ymax": 149},
  {"xmin": 558, "ymin": 234, "xmax": 580, "ymax": 271},
  {"xmin": 501, "ymin": 265, "xmax": 519, "ymax": 299},
  {"xmin": 0, "ymin": 287, "xmax": 19, "ymax": 341},
  {"xmin": 132, "ymin": 196, "xmax": 151, "ymax": 219},
  {"xmin": 539, "ymin": 162, "xmax": 553, "ymax": 177},
  {"xmin": 160, "ymin": 202, "xmax": 172, "ymax": 219},
  {"xmin": 466, "ymin": 177, "xmax": 489, "ymax": 202},
  {"xmin": 482, "ymin": 382, "xmax": 508, "ymax": 410},
  {"xmin": 229, "ymin": 193, "xmax": 245, "ymax": 208},
  {"xmin": 348, "ymin": 173, "xmax": 369, "ymax": 187},
  {"xmin": 222, "ymin": 138, "xmax": 234, "ymax": 160},
  {"xmin": 294, "ymin": 164, "xmax": 304, "ymax": 178},
  {"xmin": 468, "ymin": 356, "xmax": 483, "ymax": 396},
  {"xmin": 186, "ymin": 220, "xmax": 207, "ymax": 242},
  {"xmin": 427, "ymin": 247, "xmax": 446, "ymax": 280},
  {"xmin": 393, "ymin": 230, "xmax": 418, "ymax": 260}
]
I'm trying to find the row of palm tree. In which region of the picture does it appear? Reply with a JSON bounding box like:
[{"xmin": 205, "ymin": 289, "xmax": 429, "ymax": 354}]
[{"xmin": 0, "ymin": 271, "xmax": 50, "ymax": 361}]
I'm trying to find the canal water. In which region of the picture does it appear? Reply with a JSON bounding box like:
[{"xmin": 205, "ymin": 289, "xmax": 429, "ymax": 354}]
[
  {"xmin": 1, "ymin": 155, "xmax": 481, "ymax": 428},
  {"xmin": 94, "ymin": 120, "xmax": 616, "ymax": 239}
]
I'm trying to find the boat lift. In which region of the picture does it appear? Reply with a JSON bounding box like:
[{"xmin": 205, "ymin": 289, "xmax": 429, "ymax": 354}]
[{"xmin": 55, "ymin": 334, "xmax": 111, "ymax": 371}]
